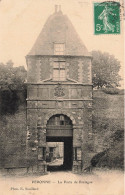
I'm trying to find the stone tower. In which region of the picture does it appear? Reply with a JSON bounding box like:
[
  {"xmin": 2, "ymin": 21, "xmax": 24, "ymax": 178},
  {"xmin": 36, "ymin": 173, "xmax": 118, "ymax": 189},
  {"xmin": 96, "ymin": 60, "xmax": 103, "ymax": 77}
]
[{"xmin": 26, "ymin": 5, "xmax": 93, "ymax": 173}]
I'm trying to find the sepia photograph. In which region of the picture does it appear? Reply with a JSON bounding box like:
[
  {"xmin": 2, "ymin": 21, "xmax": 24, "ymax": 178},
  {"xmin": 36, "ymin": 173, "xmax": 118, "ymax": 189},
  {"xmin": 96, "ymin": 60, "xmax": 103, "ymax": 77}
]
[{"xmin": 0, "ymin": 0, "xmax": 124, "ymax": 194}]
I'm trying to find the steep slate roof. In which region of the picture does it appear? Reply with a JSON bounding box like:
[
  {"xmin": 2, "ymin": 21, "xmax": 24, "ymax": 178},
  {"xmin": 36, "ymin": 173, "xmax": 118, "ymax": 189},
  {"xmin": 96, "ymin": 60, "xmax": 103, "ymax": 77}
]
[{"xmin": 28, "ymin": 9, "xmax": 90, "ymax": 56}]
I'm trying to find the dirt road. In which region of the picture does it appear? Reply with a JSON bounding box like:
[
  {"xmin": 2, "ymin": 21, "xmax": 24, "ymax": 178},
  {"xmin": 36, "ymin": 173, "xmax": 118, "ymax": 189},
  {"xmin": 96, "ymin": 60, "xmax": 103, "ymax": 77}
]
[{"xmin": 0, "ymin": 169, "xmax": 124, "ymax": 195}]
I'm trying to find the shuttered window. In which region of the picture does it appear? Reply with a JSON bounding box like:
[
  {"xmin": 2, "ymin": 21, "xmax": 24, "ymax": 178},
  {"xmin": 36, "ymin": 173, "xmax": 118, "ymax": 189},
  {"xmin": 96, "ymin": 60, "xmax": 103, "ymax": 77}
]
[{"xmin": 53, "ymin": 62, "xmax": 66, "ymax": 81}]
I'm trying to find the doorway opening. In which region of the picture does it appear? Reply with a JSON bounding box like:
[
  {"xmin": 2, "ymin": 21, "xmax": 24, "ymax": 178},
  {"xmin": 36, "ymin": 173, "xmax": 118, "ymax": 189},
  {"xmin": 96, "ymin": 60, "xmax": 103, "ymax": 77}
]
[
  {"xmin": 46, "ymin": 137, "xmax": 73, "ymax": 171},
  {"xmin": 46, "ymin": 142, "xmax": 64, "ymax": 167},
  {"xmin": 46, "ymin": 114, "xmax": 73, "ymax": 171}
]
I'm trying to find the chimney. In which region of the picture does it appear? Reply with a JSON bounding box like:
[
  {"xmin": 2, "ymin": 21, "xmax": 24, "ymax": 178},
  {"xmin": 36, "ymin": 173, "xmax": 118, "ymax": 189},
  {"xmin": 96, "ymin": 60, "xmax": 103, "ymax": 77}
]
[
  {"xmin": 59, "ymin": 5, "xmax": 61, "ymax": 12},
  {"xmin": 55, "ymin": 5, "xmax": 62, "ymax": 13},
  {"xmin": 55, "ymin": 5, "xmax": 58, "ymax": 13}
]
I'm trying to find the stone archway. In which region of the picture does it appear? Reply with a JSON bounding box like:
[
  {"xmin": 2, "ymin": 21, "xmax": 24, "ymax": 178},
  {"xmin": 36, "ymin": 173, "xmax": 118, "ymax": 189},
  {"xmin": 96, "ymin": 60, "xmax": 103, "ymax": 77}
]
[
  {"xmin": 46, "ymin": 113, "xmax": 74, "ymax": 171},
  {"xmin": 46, "ymin": 114, "xmax": 73, "ymax": 137},
  {"xmin": 44, "ymin": 110, "xmax": 76, "ymax": 127}
]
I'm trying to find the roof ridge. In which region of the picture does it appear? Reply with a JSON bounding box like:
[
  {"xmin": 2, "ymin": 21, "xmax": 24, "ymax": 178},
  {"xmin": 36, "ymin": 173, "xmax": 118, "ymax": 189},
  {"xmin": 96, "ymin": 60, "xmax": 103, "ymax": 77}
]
[{"xmin": 28, "ymin": 10, "xmax": 90, "ymax": 56}]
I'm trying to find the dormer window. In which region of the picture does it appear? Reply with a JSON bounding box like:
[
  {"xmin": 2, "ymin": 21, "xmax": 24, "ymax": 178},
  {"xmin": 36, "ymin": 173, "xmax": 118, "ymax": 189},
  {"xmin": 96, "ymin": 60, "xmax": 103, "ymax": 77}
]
[
  {"xmin": 54, "ymin": 43, "xmax": 65, "ymax": 55},
  {"xmin": 53, "ymin": 61, "xmax": 66, "ymax": 81}
]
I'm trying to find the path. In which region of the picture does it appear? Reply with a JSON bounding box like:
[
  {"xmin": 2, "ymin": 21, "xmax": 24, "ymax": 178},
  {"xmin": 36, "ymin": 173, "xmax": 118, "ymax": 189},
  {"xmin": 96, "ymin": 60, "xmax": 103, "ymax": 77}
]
[{"xmin": 0, "ymin": 169, "xmax": 124, "ymax": 195}]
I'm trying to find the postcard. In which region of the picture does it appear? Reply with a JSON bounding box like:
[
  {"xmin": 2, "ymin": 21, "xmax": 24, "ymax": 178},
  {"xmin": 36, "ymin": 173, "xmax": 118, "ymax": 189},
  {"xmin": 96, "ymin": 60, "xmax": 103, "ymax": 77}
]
[{"xmin": 0, "ymin": 0, "xmax": 124, "ymax": 195}]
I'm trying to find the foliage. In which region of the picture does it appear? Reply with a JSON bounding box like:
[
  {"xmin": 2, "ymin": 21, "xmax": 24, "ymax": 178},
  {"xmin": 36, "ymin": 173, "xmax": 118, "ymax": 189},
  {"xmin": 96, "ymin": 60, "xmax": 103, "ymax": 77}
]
[
  {"xmin": 0, "ymin": 60, "xmax": 27, "ymax": 114},
  {"xmin": 110, "ymin": 129, "xmax": 124, "ymax": 142},
  {"xmin": 92, "ymin": 90, "xmax": 124, "ymax": 169},
  {"xmin": 0, "ymin": 90, "xmax": 18, "ymax": 114},
  {"xmin": 0, "ymin": 60, "xmax": 27, "ymax": 91},
  {"xmin": 91, "ymin": 51, "xmax": 121, "ymax": 88},
  {"xmin": 91, "ymin": 130, "xmax": 124, "ymax": 169},
  {"xmin": 96, "ymin": 142, "xmax": 124, "ymax": 169},
  {"xmin": 102, "ymin": 87, "xmax": 119, "ymax": 94}
]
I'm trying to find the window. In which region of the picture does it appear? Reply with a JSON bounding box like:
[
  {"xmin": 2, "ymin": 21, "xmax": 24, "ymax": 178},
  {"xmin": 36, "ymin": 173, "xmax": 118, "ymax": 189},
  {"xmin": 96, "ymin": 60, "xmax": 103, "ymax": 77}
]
[
  {"xmin": 47, "ymin": 115, "xmax": 72, "ymax": 126},
  {"xmin": 60, "ymin": 115, "xmax": 65, "ymax": 125},
  {"xmin": 55, "ymin": 116, "xmax": 60, "ymax": 125},
  {"xmin": 73, "ymin": 147, "xmax": 82, "ymax": 161},
  {"xmin": 53, "ymin": 61, "xmax": 66, "ymax": 81},
  {"xmin": 54, "ymin": 43, "xmax": 65, "ymax": 55},
  {"xmin": 50, "ymin": 147, "xmax": 53, "ymax": 153},
  {"xmin": 54, "ymin": 115, "xmax": 65, "ymax": 125}
]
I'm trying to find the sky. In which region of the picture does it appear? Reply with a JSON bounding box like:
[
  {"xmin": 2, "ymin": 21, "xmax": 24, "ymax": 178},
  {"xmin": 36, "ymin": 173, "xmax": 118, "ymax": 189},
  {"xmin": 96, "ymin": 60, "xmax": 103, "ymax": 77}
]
[{"xmin": 0, "ymin": 0, "xmax": 124, "ymax": 87}]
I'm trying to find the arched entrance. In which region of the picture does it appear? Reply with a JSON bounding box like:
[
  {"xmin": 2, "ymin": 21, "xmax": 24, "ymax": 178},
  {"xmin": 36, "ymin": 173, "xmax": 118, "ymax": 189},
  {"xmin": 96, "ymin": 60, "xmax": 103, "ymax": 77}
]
[{"xmin": 46, "ymin": 114, "xmax": 73, "ymax": 171}]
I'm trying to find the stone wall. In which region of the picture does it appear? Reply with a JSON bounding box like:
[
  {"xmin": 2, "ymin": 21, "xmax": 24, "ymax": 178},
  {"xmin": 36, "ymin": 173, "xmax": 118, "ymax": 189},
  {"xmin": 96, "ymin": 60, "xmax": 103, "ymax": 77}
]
[
  {"xmin": 27, "ymin": 56, "xmax": 92, "ymax": 84},
  {"xmin": 26, "ymin": 82, "xmax": 93, "ymax": 171},
  {"xmin": 27, "ymin": 84, "xmax": 92, "ymax": 100},
  {"xmin": 0, "ymin": 90, "xmax": 123, "ymax": 171}
]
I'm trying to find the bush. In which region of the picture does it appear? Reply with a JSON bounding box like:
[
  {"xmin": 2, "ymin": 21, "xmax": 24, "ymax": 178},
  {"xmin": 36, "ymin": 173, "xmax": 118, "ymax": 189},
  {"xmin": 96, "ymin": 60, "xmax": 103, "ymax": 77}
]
[
  {"xmin": 0, "ymin": 89, "xmax": 26, "ymax": 115},
  {"xmin": 118, "ymin": 89, "xmax": 124, "ymax": 95},
  {"xmin": 97, "ymin": 142, "xmax": 124, "ymax": 169},
  {"xmin": 0, "ymin": 90, "xmax": 19, "ymax": 114},
  {"xmin": 102, "ymin": 87, "xmax": 119, "ymax": 95}
]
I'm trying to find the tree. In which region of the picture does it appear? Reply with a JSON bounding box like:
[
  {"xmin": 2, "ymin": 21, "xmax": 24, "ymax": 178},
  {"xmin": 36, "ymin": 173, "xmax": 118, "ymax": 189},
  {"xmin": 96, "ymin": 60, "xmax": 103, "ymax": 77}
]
[
  {"xmin": 91, "ymin": 51, "xmax": 121, "ymax": 88},
  {"xmin": 0, "ymin": 60, "xmax": 27, "ymax": 114},
  {"xmin": 0, "ymin": 60, "xmax": 27, "ymax": 91}
]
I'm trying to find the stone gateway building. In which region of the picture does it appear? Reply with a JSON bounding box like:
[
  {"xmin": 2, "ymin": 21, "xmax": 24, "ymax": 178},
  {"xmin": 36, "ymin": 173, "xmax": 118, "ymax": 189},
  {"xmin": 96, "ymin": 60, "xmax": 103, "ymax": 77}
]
[{"xmin": 26, "ymin": 5, "xmax": 93, "ymax": 173}]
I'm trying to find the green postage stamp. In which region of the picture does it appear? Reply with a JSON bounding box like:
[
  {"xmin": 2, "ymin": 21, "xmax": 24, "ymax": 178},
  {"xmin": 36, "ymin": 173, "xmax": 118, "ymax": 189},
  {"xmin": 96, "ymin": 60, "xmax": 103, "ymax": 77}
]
[{"xmin": 94, "ymin": 1, "xmax": 120, "ymax": 34}]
